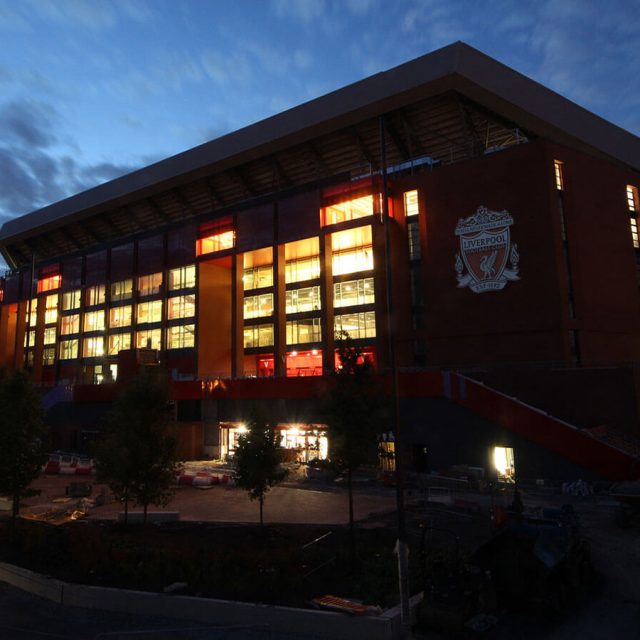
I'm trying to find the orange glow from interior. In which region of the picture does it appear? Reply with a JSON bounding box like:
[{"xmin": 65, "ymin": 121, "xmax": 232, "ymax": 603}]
[
  {"xmin": 37, "ymin": 274, "xmax": 61, "ymax": 293},
  {"xmin": 196, "ymin": 230, "xmax": 235, "ymax": 256}
]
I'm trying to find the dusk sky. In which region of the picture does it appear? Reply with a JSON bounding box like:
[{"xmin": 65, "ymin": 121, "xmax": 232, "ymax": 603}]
[{"xmin": 1, "ymin": 0, "xmax": 639, "ymax": 228}]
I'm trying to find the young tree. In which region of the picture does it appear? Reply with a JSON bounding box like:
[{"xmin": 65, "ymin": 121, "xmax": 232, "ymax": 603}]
[
  {"xmin": 323, "ymin": 336, "xmax": 388, "ymax": 554},
  {"xmin": 0, "ymin": 370, "xmax": 48, "ymax": 526},
  {"xmin": 234, "ymin": 410, "xmax": 288, "ymax": 525},
  {"xmin": 94, "ymin": 368, "xmax": 181, "ymax": 524}
]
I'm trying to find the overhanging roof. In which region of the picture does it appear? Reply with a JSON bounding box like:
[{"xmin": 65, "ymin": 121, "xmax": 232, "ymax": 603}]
[{"xmin": 1, "ymin": 41, "xmax": 639, "ymax": 268}]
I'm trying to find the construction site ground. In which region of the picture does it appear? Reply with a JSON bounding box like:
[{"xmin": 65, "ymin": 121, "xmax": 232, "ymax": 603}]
[{"xmin": 0, "ymin": 471, "xmax": 638, "ymax": 638}]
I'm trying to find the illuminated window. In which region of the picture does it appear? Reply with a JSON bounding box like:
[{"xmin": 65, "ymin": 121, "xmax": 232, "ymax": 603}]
[
  {"xmin": 136, "ymin": 329, "xmax": 162, "ymax": 350},
  {"xmin": 138, "ymin": 272, "xmax": 162, "ymax": 297},
  {"xmin": 554, "ymin": 160, "xmax": 564, "ymax": 191},
  {"xmin": 43, "ymin": 347, "xmax": 55, "ymax": 366},
  {"xmin": 26, "ymin": 298, "xmax": 37, "ymax": 327},
  {"xmin": 286, "ymin": 350, "xmax": 323, "ymax": 378},
  {"xmin": 24, "ymin": 330, "xmax": 36, "ymax": 348},
  {"xmin": 83, "ymin": 310, "xmax": 105, "ymax": 332},
  {"xmin": 167, "ymin": 295, "xmax": 196, "ymax": 320},
  {"xmin": 286, "ymin": 318, "xmax": 322, "ymax": 345},
  {"xmin": 109, "ymin": 305, "xmax": 132, "ymax": 328},
  {"xmin": 62, "ymin": 289, "xmax": 81, "ymax": 311},
  {"xmin": 244, "ymin": 293, "xmax": 274, "ymax": 319},
  {"xmin": 196, "ymin": 230, "xmax": 235, "ymax": 256},
  {"xmin": 44, "ymin": 294, "xmax": 58, "ymax": 324},
  {"xmin": 285, "ymin": 256, "xmax": 320, "ymax": 283},
  {"xmin": 166, "ymin": 324, "xmax": 195, "ymax": 349},
  {"xmin": 630, "ymin": 218, "xmax": 639, "ymax": 249},
  {"xmin": 333, "ymin": 278, "xmax": 374, "ymax": 308},
  {"xmin": 404, "ymin": 190, "xmax": 419, "ymax": 217},
  {"xmin": 335, "ymin": 311, "xmax": 376, "ymax": 339},
  {"xmin": 243, "ymin": 265, "xmax": 273, "ymax": 290},
  {"xmin": 85, "ymin": 284, "xmax": 106, "ymax": 307},
  {"xmin": 408, "ymin": 221, "xmax": 421, "ymax": 260},
  {"xmin": 110, "ymin": 279, "xmax": 133, "ymax": 302},
  {"xmin": 60, "ymin": 314, "xmax": 80, "ymax": 335},
  {"xmin": 331, "ymin": 226, "xmax": 373, "ymax": 276},
  {"xmin": 108, "ymin": 332, "xmax": 131, "ymax": 355},
  {"xmin": 627, "ymin": 185, "xmax": 639, "ymax": 212},
  {"xmin": 243, "ymin": 324, "xmax": 274, "ymax": 349},
  {"xmin": 286, "ymin": 286, "xmax": 321, "ymax": 314},
  {"xmin": 321, "ymin": 195, "xmax": 374, "ymax": 226},
  {"xmin": 168, "ymin": 265, "xmax": 196, "ymax": 291},
  {"xmin": 60, "ymin": 338, "xmax": 78, "ymax": 360},
  {"xmin": 137, "ymin": 300, "xmax": 163, "ymax": 324},
  {"xmin": 285, "ymin": 238, "xmax": 320, "ymax": 284},
  {"xmin": 83, "ymin": 336, "xmax": 104, "ymax": 358},
  {"xmin": 43, "ymin": 327, "xmax": 56, "ymax": 345},
  {"xmin": 37, "ymin": 274, "xmax": 61, "ymax": 294}
]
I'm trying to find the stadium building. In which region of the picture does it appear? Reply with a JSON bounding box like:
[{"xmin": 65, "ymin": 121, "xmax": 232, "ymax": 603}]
[{"xmin": 0, "ymin": 42, "xmax": 639, "ymax": 481}]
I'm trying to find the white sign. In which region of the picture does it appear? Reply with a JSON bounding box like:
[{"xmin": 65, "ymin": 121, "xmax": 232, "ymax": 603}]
[{"xmin": 455, "ymin": 206, "xmax": 520, "ymax": 294}]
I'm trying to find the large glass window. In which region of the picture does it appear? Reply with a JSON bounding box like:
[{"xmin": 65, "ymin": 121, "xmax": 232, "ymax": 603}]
[
  {"xmin": 244, "ymin": 293, "xmax": 274, "ymax": 319},
  {"xmin": 24, "ymin": 330, "xmax": 36, "ymax": 348},
  {"xmin": 110, "ymin": 279, "xmax": 133, "ymax": 302},
  {"xmin": 60, "ymin": 339, "xmax": 78, "ymax": 360},
  {"xmin": 404, "ymin": 190, "xmax": 419, "ymax": 217},
  {"xmin": 285, "ymin": 237, "xmax": 320, "ymax": 284},
  {"xmin": 331, "ymin": 226, "xmax": 373, "ymax": 276},
  {"xmin": 137, "ymin": 300, "xmax": 163, "ymax": 324},
  {"xmin": 168, "ymin": 265, "xmax": 196, "ymax": 291},
  {"xmin": 85, "ymin": 284, "xmax": 106, "ymax": 307},
  {"xmin": 26, "ymin": 298, "xmax": 37, "ymax": 327},
  {"xmin": 62, "ymin": 289, "xmax": 81, "ymax": 311},
  {"xmin": 37, "ymin": 274, "xmax": 61, "ymax": 294},
  {"xmin": 43, "ymin": 347, "xmax": 55, "ymax": 366},
  {"xmin": 334, "ymin": 311, "xmax": 376, "ymax": 340},
  {"xmin": 136, "ymin": 329, "xmax": 162, "ymax": 350},
  {"xmin": 286, "ymin": 286, "xmax": 321, "ymax": 314},
  {"xmin": 83, "ymin": 310, "xmax": 105, "ymax": 332},
  {"xmin": 138, "ymin": 272, "xmax": 163, "ymax": 297},
  {"xmin": 44, "ymin": 294, "xmax": 58, "ymax": 324},
  {"xmin": 83, "ymin": 336, "xmax": 104, "ymax": 358},
  {"xmin": 196, "ymin": 230, "xmax": 235, "ymax": 256},
  {"xmin": 321, "ymin": 195, "xmax": 374, "ymax": 226},
  {"xmin": 243, "ymin": 265, "xmax": 273, "ymax": 290},
  {"xmin": 109, "ymin": 305, "xmax": 132, "ymax": 328},
  {"xmin": 43, "ymin": 327, "xmax": 56, "ymax": 345},
  {"xmin": 333, "ymin": 278, "xmax": 375, "ymax": 308},
  {"xmin": 60, "ymin": 314, "xmax": 80, "ymax": 335},
  {"xmin": 167, "ymin": 324, "xmax": 195, "ymax": 349},
  {"xmin": 167, "ymin": 295, "xmax": 196, "ymax": 320},
  {"xmin": 243, "ymin": 324, "xmax": 274, "ymax": 349},
  {"xmin": 108, "ymin": 332, "xmax": 131, "ymax": 355},
  {"xmin": 286, "ymin": 318, "xmax": 322, "ymax": 345},
  {"xmin": 630, "ymin": 218, "xmax": 639, "ymax": 249}
]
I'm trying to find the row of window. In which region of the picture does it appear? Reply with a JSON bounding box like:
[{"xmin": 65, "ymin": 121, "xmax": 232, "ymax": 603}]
[
  {"xmin": 58, "ymin": 324, "xmax": 196, "ymax": 359},
  {"xmin": 243, "ymin": 278, "xmax": 375, "ymax": 319},
  {"xmin": 243, "ymin": 312, "xmax": 376, "ymax": 349}
]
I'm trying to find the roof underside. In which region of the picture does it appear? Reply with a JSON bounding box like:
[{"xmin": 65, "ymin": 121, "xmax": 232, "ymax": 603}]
[{"xmin": 1, "ymin": 41, "xmax": 638, "ymax": 270}]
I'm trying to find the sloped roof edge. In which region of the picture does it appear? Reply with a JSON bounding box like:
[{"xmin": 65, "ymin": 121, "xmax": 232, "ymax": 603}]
[{"xmin": 1, "ymin": 41, "xmax": 639, "ymax": 245}]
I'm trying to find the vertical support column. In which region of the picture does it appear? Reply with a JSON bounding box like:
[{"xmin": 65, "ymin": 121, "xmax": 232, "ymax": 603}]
[
  {"xmin": 371, "ymin": 220, "xmax": 389, "ymax": 371},
  {"xmin": 14, "ymin": 300, "xmax": 27, "ymax": 371},
  {"xmin": 32, "ymin": 295, "xmax": 46, "ymax": 383},
  {"xmin": 231, "ymin": 253, "xmax": 244, "ymax": 378},
  {"xmin": 320, "ymin": 232, "xmax": 335, "ymax": 374},
  {"xmin": 274, "ymin": 244, "xmax": 286, "ymax": 377}
]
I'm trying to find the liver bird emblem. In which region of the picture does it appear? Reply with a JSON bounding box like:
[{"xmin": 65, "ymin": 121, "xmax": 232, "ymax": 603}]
[{"xmin": 480, "ymin": 250, "xmax": 497, "ymax": 279}]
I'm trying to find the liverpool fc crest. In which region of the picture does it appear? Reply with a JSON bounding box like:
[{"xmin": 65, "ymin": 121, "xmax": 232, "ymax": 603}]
[{"xmin": 454, "ymin": 206, "xmax": 520, "ymax": 293}]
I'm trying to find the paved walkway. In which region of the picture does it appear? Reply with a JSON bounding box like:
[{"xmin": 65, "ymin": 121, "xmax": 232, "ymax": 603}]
[{"xmin": 25, "ymin": 474, "xmax": 397, "ymax": 525}]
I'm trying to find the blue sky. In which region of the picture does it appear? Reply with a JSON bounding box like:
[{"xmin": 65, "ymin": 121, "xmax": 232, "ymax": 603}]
[{"xmin": 0, "ymin": 0, "xmax": 639, "ymax": 225}]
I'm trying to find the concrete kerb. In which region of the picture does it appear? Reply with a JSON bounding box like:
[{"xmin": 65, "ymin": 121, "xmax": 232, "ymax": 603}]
[{"xmin": 0, "ymin": 561, "xmax": 412, "ymax": 640}]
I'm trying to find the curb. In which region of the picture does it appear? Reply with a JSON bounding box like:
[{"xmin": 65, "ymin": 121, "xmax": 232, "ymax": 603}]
[{"xmin": 0, "ymin": 561, "xmax": 422, "ymax": 639}]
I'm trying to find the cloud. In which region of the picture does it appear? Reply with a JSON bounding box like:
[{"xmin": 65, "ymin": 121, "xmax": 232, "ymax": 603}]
[
  {"xmin": 0, "ymin": 99, "xmax": 139, "ymax": 218},
  {"xmin": 270, "ymin": 0, "xmax": 327, "ymax": 24}
]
